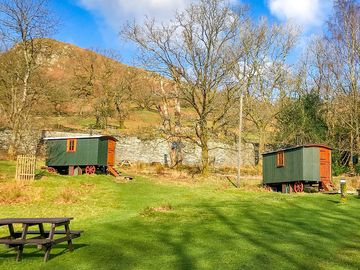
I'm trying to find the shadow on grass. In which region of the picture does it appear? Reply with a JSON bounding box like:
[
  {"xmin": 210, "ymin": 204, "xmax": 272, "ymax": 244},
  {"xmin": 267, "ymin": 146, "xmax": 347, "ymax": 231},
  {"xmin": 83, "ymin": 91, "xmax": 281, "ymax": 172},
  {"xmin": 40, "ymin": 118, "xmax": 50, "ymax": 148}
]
[
  {"xmin": 75, "ymin": 197, "xmax": 360, "ymax": 270},
  {"xmin": 326, "ymin": 199, "xmax": 341, "ymax": 204},
  {"xmin": 0, "ymin": 243, "xmax": 87, "ymax": 261},
  {"xmin": 1, "ymin": 193, "xmax": 359, "ymax": 269},
  {"xmin": 35, "ymin": 170, "xmax": 47, "ymax": 180}
]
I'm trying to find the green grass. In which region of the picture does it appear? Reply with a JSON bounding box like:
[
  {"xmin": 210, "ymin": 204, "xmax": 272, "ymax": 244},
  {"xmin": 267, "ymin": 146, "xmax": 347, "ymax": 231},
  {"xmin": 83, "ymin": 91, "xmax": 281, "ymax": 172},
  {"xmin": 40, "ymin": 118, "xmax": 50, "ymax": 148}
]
[{"xmin": 0, "ymin": 161, "xmax": 359, "ymax": 269}]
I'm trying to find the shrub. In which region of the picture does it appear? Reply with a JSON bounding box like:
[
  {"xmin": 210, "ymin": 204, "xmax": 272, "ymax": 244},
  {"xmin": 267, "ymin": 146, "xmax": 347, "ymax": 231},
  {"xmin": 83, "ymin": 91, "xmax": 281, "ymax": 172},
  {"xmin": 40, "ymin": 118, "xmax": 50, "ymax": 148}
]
[
  {"xmin": 354, "ymin": 164, "xmax": 360, "ymax": 175},
  {"xmin": 349, "ymin": 178, "xmax": 360, "ymax": 189},
  {"xmin": 332, "ymin": 163, "xmax": 349, "ymax": 176},
  {"xmin": 140, "ymin": 204, "xmax": 173, "ymax": 217},
  {"xmin": 0, "ymin": 182, "xmax": 41, "ymax": 204},
  {"xmin": 56, "ymin": 188, "xmax": 80, "ymax": 204},
  {"xmin": 155, "ymin": 164, "xmax": 165, "ymax": 175}
]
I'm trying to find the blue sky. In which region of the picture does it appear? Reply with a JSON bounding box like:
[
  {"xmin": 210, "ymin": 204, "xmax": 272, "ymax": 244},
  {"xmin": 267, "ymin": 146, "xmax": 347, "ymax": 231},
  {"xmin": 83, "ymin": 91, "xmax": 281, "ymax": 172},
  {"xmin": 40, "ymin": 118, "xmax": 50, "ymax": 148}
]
[{"xmin": 51, "ymin": 0, "xmax": 334, "ymax": 64}]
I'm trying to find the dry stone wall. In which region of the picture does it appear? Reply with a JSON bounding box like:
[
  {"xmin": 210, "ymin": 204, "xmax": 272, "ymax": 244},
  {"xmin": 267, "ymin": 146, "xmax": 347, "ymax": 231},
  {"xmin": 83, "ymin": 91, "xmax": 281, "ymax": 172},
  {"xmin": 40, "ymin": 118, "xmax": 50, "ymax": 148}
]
[
  {"xmin": 0, "ymin": 130, "xmax": 255, "ymax": 167},
  {"xmin": 117, "ymin": 137, "xmax": 255, "ymax": 166}
]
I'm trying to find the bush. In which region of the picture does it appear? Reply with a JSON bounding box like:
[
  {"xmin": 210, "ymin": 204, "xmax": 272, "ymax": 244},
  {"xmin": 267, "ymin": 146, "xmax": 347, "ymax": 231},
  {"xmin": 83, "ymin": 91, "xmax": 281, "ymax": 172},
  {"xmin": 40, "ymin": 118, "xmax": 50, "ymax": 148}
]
[
  {"xmin": 56, "ymin": 188, "xmax": 80, "ymax": 204},
  {"xmin": 155, "ymin": 164, "xmax": 165, "ymax": 175},
  {"xmin": 354, "ymin": 164, "xmax": 360, "ymax": 175},
  {"xmin": 332, "ymin": 163, "xmax": 349, "ymax": 176},
  {"xmin": 140, "ymin": 203, "xmax": 173, "ymax": 217},
  {"xmin": 0, "ymin": 182, "xmax": 41, "ymax": 204}
]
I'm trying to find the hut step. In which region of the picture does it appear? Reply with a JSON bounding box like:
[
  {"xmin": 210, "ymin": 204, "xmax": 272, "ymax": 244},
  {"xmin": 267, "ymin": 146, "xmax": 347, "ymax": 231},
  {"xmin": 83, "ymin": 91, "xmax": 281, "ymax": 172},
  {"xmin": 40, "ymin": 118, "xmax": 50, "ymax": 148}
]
[
  {"xmin": 108, "ymin": 166, "xmax": 120, "ymax": 177},
  {"xmin": 322, "ymin": 181, "xmax": 337, "ymax": 192}
]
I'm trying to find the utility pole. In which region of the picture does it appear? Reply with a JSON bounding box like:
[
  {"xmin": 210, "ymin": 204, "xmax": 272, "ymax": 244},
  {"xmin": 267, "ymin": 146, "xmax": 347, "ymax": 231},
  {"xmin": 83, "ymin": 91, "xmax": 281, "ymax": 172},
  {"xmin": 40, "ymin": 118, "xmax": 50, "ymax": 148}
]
[{"xmin": 237, "ymin": 86, "xmax": 244, "ymax": 188}]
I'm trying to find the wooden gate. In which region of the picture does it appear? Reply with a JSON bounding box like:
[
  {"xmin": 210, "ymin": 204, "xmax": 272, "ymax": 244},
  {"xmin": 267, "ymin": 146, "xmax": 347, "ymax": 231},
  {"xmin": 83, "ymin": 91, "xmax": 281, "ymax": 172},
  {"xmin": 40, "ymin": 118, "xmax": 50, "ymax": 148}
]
[{"xmin": 15, "ymin": 155, "xmax": 36, "ymax": 180}]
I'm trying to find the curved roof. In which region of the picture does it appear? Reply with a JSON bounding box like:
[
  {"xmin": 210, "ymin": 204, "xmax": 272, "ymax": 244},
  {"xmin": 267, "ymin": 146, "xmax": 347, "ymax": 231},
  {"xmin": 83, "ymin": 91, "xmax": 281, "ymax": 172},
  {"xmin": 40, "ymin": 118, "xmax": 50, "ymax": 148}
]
[
  {"xmin": 43, "ymin": 135, "xmax": 118, "ymax": 141},
  {"xmin": 262, "ymin": 144, "xmax": 331, "ymax": 155}
]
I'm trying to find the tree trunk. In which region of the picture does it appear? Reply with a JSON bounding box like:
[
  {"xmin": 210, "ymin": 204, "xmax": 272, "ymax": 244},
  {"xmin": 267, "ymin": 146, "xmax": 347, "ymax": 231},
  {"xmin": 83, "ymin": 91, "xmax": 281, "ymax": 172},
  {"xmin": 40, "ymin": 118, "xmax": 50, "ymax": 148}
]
[
  {"xmin": 258, "ymin": 128, "xmax": 266, "ymax": 166},
  {"xmin": 8, "ymin": 123, "xmax": 22, "ymax": 160},
  {"xmin": 349, "ymin": 131, "xmax": 354, "ymax": 170},
  {"xmin": 157, "ymin": 79, "xmax": 178, "ymax": 167},
  {"xmin": 7, "ymin": 140, "xmax": 17, "ymax": 160},
  {"xmin": 118, "ymin": 118, "xmax": 125, "ymax": 129},
  {"xmin": 201, "ymin": 144, "xmax": 209, "ymax": 174},
  {"xmin": 174, "ymin": 96, "xmax": 183, "ymax": 166},
  {"xmin": 8, "ymin": 115, "xmax": 20, "ymax": 160},
  {"xmin": 95, "ymin": 115, "xmax": 101, "ymax": 128},
  {"xmin": 169, "ymin": 142, "xmax": 177, "ymax": 168}
]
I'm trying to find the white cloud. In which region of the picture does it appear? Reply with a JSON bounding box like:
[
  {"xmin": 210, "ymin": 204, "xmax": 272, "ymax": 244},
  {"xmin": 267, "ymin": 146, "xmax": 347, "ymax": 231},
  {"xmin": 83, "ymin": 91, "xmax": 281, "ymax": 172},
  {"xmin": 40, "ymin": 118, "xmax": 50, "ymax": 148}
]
[
  {"xmin": 77, "ymin": 0, "xmax": 193, "ymax": 30},
  {"xmin": 267, "ymin": 0, "xmax": 333, "ymax": 29}
]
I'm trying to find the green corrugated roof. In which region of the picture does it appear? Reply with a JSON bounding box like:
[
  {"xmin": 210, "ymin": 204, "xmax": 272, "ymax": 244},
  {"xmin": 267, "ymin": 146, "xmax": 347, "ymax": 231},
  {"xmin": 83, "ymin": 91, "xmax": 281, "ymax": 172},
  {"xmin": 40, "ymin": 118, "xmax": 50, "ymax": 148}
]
[
  {"xmin": 44, "ymin": 135, "xmax": 117, "ymax": 141},
  {"xmin": 262, "ymin": 144, "xmax": 331, "ymax": 156}
]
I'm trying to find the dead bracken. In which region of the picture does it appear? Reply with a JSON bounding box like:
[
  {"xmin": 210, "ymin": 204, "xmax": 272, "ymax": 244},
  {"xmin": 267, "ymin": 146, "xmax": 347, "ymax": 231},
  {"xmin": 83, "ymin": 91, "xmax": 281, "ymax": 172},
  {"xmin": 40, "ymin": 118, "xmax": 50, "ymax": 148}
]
[{"xmin": 140, "ymin": 204, "xmax": 173, "ymax": 217}]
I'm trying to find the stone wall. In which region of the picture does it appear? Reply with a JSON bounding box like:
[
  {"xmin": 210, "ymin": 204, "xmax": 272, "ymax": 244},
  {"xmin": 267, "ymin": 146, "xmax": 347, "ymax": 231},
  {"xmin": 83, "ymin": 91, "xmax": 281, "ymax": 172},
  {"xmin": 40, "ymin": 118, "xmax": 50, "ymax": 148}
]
[
  {"xmin": 0, "ymin": 130, "xmax": 256, "ymax": 167},
  {"xmin": 0, "ymin": 129, "xmax": 43, "ymax": 155},
  {"xmin": 117, "ymin": 137, "xmax": 255, "ymax": 166}
]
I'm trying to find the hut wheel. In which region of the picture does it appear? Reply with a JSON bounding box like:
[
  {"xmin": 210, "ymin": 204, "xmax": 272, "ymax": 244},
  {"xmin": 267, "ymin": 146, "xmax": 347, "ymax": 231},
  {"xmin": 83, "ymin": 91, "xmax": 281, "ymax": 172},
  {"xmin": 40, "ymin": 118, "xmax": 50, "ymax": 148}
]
[
  {"xmin": 85, "ymin": 165, "xmax": 96, "ymax": 175},
  {"xmin": 294, "ymin": 182, "xmax": 304, "ymax": 193},
  {"xmin": 47, "ymin": 167, "xmax": 57, "ymax": 174}
]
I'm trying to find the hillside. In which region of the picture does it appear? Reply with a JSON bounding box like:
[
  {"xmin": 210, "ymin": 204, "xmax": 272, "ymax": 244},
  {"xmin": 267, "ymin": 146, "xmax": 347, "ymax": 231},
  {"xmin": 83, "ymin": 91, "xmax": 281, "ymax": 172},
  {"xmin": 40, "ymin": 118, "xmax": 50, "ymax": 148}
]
[
  {"xmin": 0, "ymin": 38, "xmax": 257, "ymax": 142},
  {"xmin": 0, "ymin": 38, "xmax": 164, "ymax": 136}
]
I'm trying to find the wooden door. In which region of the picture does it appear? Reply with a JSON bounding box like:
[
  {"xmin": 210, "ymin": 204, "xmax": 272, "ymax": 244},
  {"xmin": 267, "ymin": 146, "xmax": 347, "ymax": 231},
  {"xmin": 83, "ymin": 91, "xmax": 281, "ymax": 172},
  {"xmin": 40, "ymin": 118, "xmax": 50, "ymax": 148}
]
[
  {"xmin": 319, "ymin": 148, "xmax": 331, "ymax": 182},
  {"xmin": 107, "ymin": 140, "xmax": 116, "ymax": 166}
]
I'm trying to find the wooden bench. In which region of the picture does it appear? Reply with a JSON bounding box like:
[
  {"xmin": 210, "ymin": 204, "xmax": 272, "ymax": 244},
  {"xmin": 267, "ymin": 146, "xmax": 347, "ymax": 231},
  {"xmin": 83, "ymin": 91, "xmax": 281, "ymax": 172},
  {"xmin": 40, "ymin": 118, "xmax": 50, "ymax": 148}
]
[{"xmin": 0, "ymin": 218, "xmax": 83, "ymax": 262}]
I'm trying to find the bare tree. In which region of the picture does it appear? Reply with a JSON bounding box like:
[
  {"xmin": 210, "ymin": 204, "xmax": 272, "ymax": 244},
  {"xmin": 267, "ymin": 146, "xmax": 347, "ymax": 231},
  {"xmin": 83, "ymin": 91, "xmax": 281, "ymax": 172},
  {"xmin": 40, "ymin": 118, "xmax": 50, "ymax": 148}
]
[
  {"xmin": 321, "ymin": 0, "xmax": 360, "ymax": 169},
  {"xmin": 231, "ymin": 18, "xmax": 257, "ymax": 187},
  {"xmin": 242, "ymin": 19, "xmax": 299, "ymax": 165},
  {"xmin": 71, "ymin": 50, "xmax": 97, "ymax": 116},
  {"xmin": 93, "ymin": 49, "xmax": 121, "ymax": 129},
  {"xmin": 46, "ymin": 76, "xmax": 71, "ymax": 117},
  {"xmin": 112, "ymin": 67, "xmax": 135, "ymax": 129},
  {"xmin": 0, "ymin": 0, "xmax": 57, "ymax": 158},
  {"xmin": 131, "ymin": 73, "xmax": 159, "ymax": 111},
  {"xmin": 124, "ymin": 0, "xmax": 241, "ymax": 173},
  {"xmin": 154, "ymin": 76, "xmax": 183, "ymax": 167}
]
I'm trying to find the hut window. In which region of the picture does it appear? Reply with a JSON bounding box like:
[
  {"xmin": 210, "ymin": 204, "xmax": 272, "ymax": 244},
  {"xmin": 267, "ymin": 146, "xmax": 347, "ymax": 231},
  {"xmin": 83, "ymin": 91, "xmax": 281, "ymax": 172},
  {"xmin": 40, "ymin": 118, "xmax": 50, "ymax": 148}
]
[
  {"xmin": 277, "ymin": 151, "xmax": 284, "ymax": 167},
  {"xmin": 66, "ymin": 139, "xmax": 77, "ymax": 152}
]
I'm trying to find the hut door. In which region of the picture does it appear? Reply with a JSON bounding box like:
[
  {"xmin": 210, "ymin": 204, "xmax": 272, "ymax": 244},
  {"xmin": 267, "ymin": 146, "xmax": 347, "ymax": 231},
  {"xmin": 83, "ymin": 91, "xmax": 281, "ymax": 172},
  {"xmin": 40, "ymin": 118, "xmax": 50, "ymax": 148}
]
[
  {"xmin": 107, "ymin": 140, "xmax": 116, "ymax": 166},
  {"xmin": 319, "ymin": 148, "xmax": 330, "ymax": 182}
]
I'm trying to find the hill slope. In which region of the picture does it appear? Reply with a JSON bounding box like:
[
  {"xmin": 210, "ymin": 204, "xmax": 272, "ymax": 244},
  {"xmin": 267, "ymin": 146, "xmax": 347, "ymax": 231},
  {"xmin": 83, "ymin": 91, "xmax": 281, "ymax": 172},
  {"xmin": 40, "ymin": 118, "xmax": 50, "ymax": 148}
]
[{"xmin": 1, "ymin": 38, "xmax": 163, "ymax": 136}]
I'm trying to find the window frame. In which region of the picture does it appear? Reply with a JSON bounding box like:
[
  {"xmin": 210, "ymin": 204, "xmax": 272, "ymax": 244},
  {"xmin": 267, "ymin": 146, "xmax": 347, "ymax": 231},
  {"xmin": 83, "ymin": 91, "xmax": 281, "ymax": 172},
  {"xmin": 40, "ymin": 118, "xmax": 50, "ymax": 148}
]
[
  {"xmin": 66, "ymin": 139, "xmax": 77, "ymax": 153},
  {"xmin": 276, "ymin": 151, "xmax": 285, "ymax": 167}
]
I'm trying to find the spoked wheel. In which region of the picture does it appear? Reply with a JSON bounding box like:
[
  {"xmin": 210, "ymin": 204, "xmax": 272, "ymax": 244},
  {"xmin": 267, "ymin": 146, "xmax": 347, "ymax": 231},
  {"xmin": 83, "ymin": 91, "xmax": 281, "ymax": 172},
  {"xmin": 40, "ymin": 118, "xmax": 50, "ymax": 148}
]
[
  {"xmin": 85, "ymin": 165, "xmax": 96, "ymax": 175},
  {"xmin": 47, "ymin": 167, "xmax": 57, "ymax": 174},
  {"xmin": 293, "ymin": 181, "xmax": 304, "ymax": 193}
]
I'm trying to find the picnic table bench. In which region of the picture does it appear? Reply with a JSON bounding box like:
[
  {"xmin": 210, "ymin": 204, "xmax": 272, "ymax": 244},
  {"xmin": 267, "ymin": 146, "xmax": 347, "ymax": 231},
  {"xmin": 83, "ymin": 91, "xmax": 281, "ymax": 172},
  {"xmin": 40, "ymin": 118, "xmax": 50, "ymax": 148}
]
[{"xmin": 0, "ymin": 217, "xmax": 82, "ymax": 262}]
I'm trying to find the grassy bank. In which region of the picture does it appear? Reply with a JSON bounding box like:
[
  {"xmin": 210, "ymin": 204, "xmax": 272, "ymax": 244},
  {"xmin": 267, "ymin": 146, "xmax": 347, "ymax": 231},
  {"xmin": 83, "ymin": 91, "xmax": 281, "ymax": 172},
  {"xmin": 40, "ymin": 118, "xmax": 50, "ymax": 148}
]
[{"xmin": 0, "ymin": 161, "xmax": 359, "ymax": 269}]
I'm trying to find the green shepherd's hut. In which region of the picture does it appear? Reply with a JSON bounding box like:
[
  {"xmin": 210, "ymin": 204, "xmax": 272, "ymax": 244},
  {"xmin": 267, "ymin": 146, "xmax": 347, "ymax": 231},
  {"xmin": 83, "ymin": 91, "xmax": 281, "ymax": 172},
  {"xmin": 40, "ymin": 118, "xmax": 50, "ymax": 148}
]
[
  {"xmin": 262, "ymin": 144, "xmax": 332, "ymax": 193},
  {"xmin": 44, "ymin": 135, "xmax": 119, "ymax": 176}
]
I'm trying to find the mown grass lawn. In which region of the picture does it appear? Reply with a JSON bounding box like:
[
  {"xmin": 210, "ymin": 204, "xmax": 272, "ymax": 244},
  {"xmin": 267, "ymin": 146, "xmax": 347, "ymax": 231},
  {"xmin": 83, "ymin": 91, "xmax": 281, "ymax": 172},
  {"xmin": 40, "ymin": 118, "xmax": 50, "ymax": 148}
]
[{"xmin": 0, "ymin": 161, "xmax": 359, "ymax": 270}]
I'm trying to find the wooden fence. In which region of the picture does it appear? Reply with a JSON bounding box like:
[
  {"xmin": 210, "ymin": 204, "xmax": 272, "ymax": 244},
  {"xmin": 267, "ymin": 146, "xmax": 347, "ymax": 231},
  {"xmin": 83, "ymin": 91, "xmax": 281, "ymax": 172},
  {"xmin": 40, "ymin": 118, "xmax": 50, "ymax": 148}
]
[{"xmin": 15, "ymin": 155, "xmax": 36, "ymax": 180}]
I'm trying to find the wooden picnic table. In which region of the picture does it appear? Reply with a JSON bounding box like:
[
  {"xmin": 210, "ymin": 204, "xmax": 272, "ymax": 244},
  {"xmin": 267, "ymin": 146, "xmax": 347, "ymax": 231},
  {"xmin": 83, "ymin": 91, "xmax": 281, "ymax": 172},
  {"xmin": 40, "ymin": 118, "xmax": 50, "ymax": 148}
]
[{"xmin": 0, "ymin": 217, "xmax": 82, "ymax": 262}]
